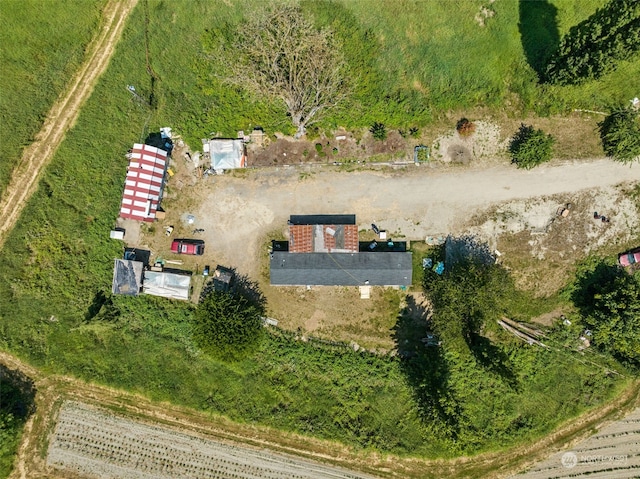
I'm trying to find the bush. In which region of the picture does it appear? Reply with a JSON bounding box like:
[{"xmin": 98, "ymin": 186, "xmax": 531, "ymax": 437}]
[
  {"xmin": 509, "ymin": 124, "xmax": 555, "ymax": 169},
  {"xmin": 370, "ymin": 122, "xmax": 387, "ymax": 141},
  {"xmin": 598, "ymin": 107, "xmax": 640, "ymax": 163},
  {"xmin": 456, "ymin": 118, "xmax": 476, "ymax": 137}
]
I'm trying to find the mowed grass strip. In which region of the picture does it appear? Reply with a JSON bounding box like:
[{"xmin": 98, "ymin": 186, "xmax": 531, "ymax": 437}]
[{"xmin": 0, "ymin": 0, "xmax": 106, "ymax": 196}]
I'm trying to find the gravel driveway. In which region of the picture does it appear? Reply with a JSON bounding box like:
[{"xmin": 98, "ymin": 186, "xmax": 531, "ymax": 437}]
[{"xmin": 193, "ymin": 159, "xmax": 640, "ymax": 276}]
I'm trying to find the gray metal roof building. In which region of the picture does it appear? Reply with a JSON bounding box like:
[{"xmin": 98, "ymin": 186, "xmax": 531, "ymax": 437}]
[
  {"xmin": 270, "ymin": 251, "xmax": 412, "ymax": 286},
  {"xmin": 289, "ymin": 214, "xmax": 356, "ymax": 225}
]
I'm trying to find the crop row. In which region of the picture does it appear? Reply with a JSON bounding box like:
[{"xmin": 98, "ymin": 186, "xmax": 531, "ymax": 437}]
[{"xmin": 47, "ymin": 402, "xmax": 371, "ymax": 479}]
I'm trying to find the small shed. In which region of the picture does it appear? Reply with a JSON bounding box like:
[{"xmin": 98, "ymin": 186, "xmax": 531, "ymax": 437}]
[
  {"xmin": 213, "ymin": 265, "xmax": 234, "ymax": 293},
  {"xmin": 112, "ymin": 259, "xmax": 144, "ymax": 295},
  {"xmin": 204, "ymin": 138, "xmax": 246, "ymax": 171}
]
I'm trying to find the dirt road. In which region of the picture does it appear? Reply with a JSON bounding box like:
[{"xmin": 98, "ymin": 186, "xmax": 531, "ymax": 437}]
[
  {"xmin": 193, "ymin": 159, "xmax": 640, "ymax": 275},
  {"xmin": 0, "ymin": 0, "xmax": 138, "ymax": 249}
]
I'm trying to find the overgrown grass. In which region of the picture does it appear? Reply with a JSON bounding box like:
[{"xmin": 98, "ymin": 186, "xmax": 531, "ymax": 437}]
[
  {"xmin": 0, "ymin": 0, "xmax": 635, "ymax": 464},
  {"xmin": 109, "ymin": 0, "xmax": 639, "ymax": 145},
  {"xmin": 0, "ymin": 0, "xmax": 105, "ymax": 196}
]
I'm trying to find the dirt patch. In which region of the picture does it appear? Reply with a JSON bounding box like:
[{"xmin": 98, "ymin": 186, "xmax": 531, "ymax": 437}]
[
  {"xmin": 250, "ymin": 129, "xmax": 412, "ymax": 167},
  {"xmin": 258, "ymin": 283, "xmax": 402, "ymax": 351},
  {"xmin": 512, "ymin": 407, "xmax": 640, "ymax": 478},
  {"xmin": 432, "ymin": 120, "xmax": 507, "ymax": 165},
  {"xmin": 467, "ymin": 185, "xmax": 640, "ymax": 294},
  {"xmin": 47, "ymin": 401, "xmax": 376, "ymax": 479}
]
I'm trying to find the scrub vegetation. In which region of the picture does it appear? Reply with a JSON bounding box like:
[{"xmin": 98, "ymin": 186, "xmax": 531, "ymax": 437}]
[
  {"xmin": 0, "ymin": 0, "xmax": 105, "ymax": 196},
  {"xmin": 0, "ymin": 0, "xmax": 638, "ymax": 469}
]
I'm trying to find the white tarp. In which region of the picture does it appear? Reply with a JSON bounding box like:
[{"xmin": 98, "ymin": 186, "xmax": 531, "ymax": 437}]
[
  {"xmin": 209, "ymin": 139, "xmax": 245, "ymax": 170},
  {"xmin": 143, "ymin": 271, "xmax": 191, "ymax": 300}
]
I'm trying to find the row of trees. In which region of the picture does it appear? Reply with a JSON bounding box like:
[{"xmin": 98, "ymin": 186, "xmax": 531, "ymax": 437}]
[
  {"xmin": 545, "ymin": 0, "xmax": 640, "ymax": 85},
  {"xmin": 423, "ymin": 240, "xmax": 640, "ymax": 367}
]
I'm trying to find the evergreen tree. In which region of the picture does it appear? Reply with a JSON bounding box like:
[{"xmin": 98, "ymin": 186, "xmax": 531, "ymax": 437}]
[
  {"xmin": 509, "ymin": 124, "xmax": 555, "ymax": 169},
  {"xmin": 545, "ymin": 0, "xmax": 640, "ymax": 84},
  {"xmin": 599, "ymin": 107, "xmax": 640, "ymax": 163}
]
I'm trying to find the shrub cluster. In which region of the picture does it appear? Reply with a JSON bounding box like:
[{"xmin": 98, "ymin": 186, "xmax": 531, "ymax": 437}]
[
  {"xmin": 599, "ymin": 107, "xmax": 640, "ymax": 163},
  {"xmin": 456, "ymin": 118, "xmax": 476, "ymax": 137},
  {"xmin": 509, "ymin": 124, "xmax": 555, "ymax": 169},
  {"xmin": 545, "ymin": 0, "xmax": 640, "ymax": 85}
]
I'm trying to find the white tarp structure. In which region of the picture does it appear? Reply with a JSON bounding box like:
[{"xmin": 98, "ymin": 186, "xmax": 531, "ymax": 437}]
[
  {"xmin": 206, "ymin": 139, "xmax": 246, "ymax": 171},
  {"xmin": 143, "ymin": 271, "xmax": 191, "ymax": 300}
]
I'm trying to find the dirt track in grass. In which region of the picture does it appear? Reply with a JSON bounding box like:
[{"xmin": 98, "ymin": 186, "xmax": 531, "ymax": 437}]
[{"xmin": 0, "ymin": 0, "xmax": 138, "ymax": 249}]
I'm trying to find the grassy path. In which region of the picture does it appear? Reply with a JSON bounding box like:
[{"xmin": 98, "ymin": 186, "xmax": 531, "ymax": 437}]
[{"xmin": 0, "ymin": 0, "xmax": 138, "ymax": 249}]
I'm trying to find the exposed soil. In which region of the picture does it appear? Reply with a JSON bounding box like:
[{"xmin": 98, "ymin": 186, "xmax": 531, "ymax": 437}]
[
  {"xmin": 0, "ymin": 0, "xmax": 139, "ymax": 249},
  {"xmin": 509, "ymin": 407, "xmax": 640, "ymax": 478},
  {"xmin": 249, "ymin": 129, "xmax": 410, "ymax": 167},
  {"xmin": 47, "ymin": 401, "xmax": 376, "ymax": 479},
  {"xmin": 467, "ymin": 186, "xmax": 640, "ymax": 295}
]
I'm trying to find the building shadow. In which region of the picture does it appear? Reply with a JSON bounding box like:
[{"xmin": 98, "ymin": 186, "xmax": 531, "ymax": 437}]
[{"xmin": 518, "ymin": 0, "xmax": 560, "ymax": 80}]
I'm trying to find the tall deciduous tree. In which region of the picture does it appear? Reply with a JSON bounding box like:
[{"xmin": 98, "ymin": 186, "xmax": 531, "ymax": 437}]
[
  {"xmin": 599, "ymin": 107, "xmax": 640, "ymax": 163},
  {"xmin": 424, "ymin": 256, "xmax": 511, "ymax": 347},
  {"xmin": 572, "ymin": 261, "xmax": 640, "ymax": 365},
  {"xmin": 212, "ymin": 4, "xmax": 348, "ymax": 138}
]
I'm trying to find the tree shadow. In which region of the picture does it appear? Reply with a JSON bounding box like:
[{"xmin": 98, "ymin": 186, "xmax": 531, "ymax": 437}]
[
  {"xmin": 392, "ymin": 296, "xmax": 460, "ymax": 435},
  {"xmin": 467, "ymin": 333, "xmax": 519, "ymax": 390},
  {"xmin": 518, "ymin": 0, "xmax": 559, "ymax": 80},
  {"xmin": 200, "ymin": 266, "xmax": 267, "ymax": 314},
  {"xmin": 444, "ymin": 235, "xmax": 495, "ymax": 268},
  {"xmin": 0, "ymin": 364, "xmax": 37, "ymax": 421},
  {"xmin": 571, "ymin": 261, "xmax": 624, "ymax": 318},
  {"xmin": 84, "ymin": 289, "xmax": 111, "ymax": 321}
]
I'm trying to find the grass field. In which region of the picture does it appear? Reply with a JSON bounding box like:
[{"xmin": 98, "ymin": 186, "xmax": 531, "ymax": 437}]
[
  {"xmin": 0, "ymin": 0, "xmax": 105, "ymax": 197},
  {"xmin": 0, "ymin": 0, "xmax": 637, "ymax": 470}
]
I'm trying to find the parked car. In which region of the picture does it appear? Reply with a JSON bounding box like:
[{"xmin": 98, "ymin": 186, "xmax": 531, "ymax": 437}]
[
  {"xmin": 171, "ymin": 239, "xmax": 205, "ymax": 255},
  {"xmin": 618, "ymin": 248, "xmax": 640, "ymax": 267}
]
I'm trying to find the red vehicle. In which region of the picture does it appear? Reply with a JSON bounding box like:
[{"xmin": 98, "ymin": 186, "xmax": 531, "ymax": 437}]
[
  {"xmin": 171, "ymin": 239, "xmax": 205, "ymax": 255},
  {"xmin": 618, "ymin": 248, "xmax": 640, "ymax": 267}
]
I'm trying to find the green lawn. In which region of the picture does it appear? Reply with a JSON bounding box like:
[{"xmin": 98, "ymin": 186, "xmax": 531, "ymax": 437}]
[
  {"xmin": 0, "ymin": 0, "xmax": 635, "ymax": 467},
  {"xmin": 0, "ymin": 0, "xmax": 105, "ymax": 196}
]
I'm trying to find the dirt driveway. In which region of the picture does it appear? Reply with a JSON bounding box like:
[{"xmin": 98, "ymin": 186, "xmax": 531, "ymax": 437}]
[{"xmin": 187, "ymin": 159, "xmax": 640, "ymax": 277}]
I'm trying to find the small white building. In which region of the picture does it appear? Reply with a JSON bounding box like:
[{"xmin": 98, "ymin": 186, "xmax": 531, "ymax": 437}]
[{"xmin": 203, "ymin": 138, "xmax": 246, "ymax": 172}]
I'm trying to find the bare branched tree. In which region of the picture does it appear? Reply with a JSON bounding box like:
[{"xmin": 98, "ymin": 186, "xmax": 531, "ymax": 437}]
[{"xmin": 213, "ymin": 4, "xmax": 348, "ymax": 138}]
